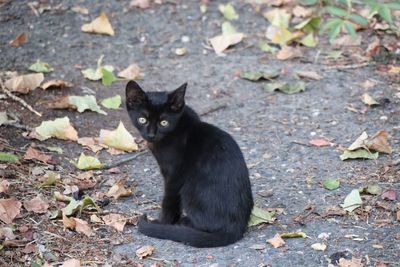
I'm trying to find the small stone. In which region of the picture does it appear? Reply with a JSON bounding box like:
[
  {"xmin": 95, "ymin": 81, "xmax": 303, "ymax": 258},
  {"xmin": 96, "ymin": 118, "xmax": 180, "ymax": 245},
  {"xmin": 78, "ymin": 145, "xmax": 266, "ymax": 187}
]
[{"xmin": 181, "ymin": 36, "xmax": 190, "ymax": 43}]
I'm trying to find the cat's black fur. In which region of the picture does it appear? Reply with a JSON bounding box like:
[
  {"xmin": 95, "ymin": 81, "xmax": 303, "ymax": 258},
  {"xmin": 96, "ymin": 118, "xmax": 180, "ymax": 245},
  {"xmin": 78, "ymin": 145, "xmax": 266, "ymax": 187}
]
[{"xmin": 125, "ymin": 80, "xmax": 253, "ymax": 248}]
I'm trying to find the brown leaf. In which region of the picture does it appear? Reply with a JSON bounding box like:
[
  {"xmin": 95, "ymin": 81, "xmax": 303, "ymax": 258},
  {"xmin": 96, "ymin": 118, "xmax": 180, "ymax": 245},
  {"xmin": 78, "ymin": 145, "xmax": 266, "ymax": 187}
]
[
  {"xmin": 365, "ymin": 37, "xmax": 380, "ymax": 57},
  {"xmin": 5, "ymin": 73, "xmax": 44, "ymax": 94},
  {"xmin": 9, "ymin": 32, "xmax": 28, "ymax": 47},
  {"xmin": 267, "ymin": 233, "xmax": 285, "ymax": 248},
  {"xmin": 118, "ymin": 64, "xmax": 143, "ymax": 80},
  {"xmin": 209, "ymin": 33, "xmax": 244, "ymax": 54},
  {"xmin": 106, "ymin": 180, "xmax": 132, "ymax": 199},
  {"xmin": 136, "ymin": 245, "xmax": 155, "ymax": 259},
  {"xmin": 101, "ymin": 213, "xmax": 127, "ymax": 232},
  {"xmin": 90, "ymin": 214, "xmax": 103, "ymax": 223},
  {"xmin": 22, "ymin": 243, "xmax": 38, "ymax": 254},
  {"xmin": 60, "ymin": 259, "xmax": 81, "ymax": 267},
  {"xmin": 292, "ymin": 5, "xmax": 313, "ymax": 18},
  {"xmin": 0, "ymin": 198, "xmax": 22, "ymax": 224},
  {"xmin": 81, "ymin": 12, "xmax": 114, "ymax": 36},
  {"xmin": 71, "ymin": 6, "xmax": 89, "ymax": 14},
  {"xmin": 0, "ymin": 227, "xmax": 15, "ymax": 239},
  {"xmin": 41, "ymin": 79, "xmax": 73, "ymax": 90},
  {"xmin": 77, "ymin": 137, "xmax": 105, "ymax": 153},
  {"xmin": 74, "ymin": 218, "xmax": 94, "ymax": 237},
  {"xmin": 24, "ymin": 147, "xmax": 52, "ymax": 163},
  {"xmin": 361, "ymin": 93, "xmax": 379, "ymax": 106},
  {"xmin": 388, "ymin": 66, "xmax": 400, "ymax": 74},
  {"xmin": 381, "ymin": 190, "xmax": 397, "ymax": 201},
  {"xmin": 309, "ymin": 139, "xmax": 331, "ymax": 147},
  {"xmin": 0, "ymin": 180, "xmax": 10, "ymax": 194},
  {"xmin": 45, "ymin": 96, "xmax": 71, "ymax": 110},
  {"xmin": 63, "ymin": 214, "xmax": 77, "ymax": 229},
  {"xmin": 296, "ymin": 70, "xmax": 322, "ymax": 80},
  {"xmin": 23, "ymin": 196, "xmax": 49, "ymax": 214},
  {"xmin": 366, "ymin": 130, "xmax": 392, "ymax": 154},
  {"xmin": 276, "ymin": 46, "xmax": 303, "ymax": 60},
  {"xmin": 130, "ymin": 0, "xmax": 151, "ymax": 9},
  {"xmin": 338, "ymin": 257, "xmax": 363, "ymax": 267}
]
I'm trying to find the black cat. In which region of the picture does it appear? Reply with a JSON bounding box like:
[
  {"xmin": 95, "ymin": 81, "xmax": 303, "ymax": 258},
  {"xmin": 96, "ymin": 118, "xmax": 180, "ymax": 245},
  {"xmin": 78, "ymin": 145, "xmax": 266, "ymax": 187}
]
[{"xmin": 125, "ymin": 81, "xmax": 253, "ymax": 247}]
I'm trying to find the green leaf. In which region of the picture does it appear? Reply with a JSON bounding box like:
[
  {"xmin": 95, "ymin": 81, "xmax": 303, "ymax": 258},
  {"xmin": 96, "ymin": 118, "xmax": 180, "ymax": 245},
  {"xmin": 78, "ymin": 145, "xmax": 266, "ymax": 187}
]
[
  {"xmin": 0, "ymin": 152, "xmax": 19, "ymax": 162},
  {"xmin": 294, "ymin": 17, "xmax": 321, "ymax": 32},
  {"xmin": 240, "ymin": 70, "xmax": 280, "ymax": 81},
  {"xmin": 69, "ymin": 95, "xmax": 107, "ymax": 115},
  {"xmin": 326, "ymin": 6, "xmax": 348, "ymax": 17},
  {"xmin": 263, "ymin": 81, "xmax": 306, "ymax": 94},
  {"xmin": 101, "ymin": 68, "xmax": 118, "ymax": 86},
  {"xmin": 71, "ymin": 153, "xmax": 103, "ymax": 170},
  {"xmin": 37, "ymin": 171, "xmax": 58, "ymax": 188},
  {"xmin": 341, "ymin": 189, "xmax": 362, "ymax": 212},
  {"xmin": 280, "ymin": 232, "xmax": 307, "ymax": 238},
  {"xmin": 340, "ymin": 149, "xmax": 379, "ymax": 160},
  {"xmin": 299, "ymin": 33, "xmax": 316, "ymax": 47},
  {"xmin": 300, "ymin": 0, "xmax": 318, "ymax": 6},
  {"xmin": 28, "ymin": 60, "xmax": 54, "ymax": 73},
  {"xmin": 328, "ymin": 20, "xmax": 343, "ymax": 41},
  {"xmin": 61, "ymin": 195, "xmax": 100, "ymax": 216},
  {"xmin": 81, "ymin": 67, "xmax": 103, "ymax": 81},
  {"xmin": 323, "ymin": 179, "xmax": 340, "ymax": 190},
  {"xmin": 360, "ymin": 184, "xmax": 382, "ymax": 195},
  {"xmin": 321, "ymin": 18, "xmax": 342, "ymax": 32},
  {"xmin": 31, "ymin": 261, "xmax": 42, "ymax": 267},
  {"xmin": 378, "ymin": 5, "xmax": 393, "ymax": 24},
  {"xmin": 248, "ymin": 206, "xmax": 276, "ymax": 226},
  {"xmin": 101, "ymin": 95, "xmax": 122, "ymax": 109},
  {"xmin": 343, "ymin": 21, "xmax": 357, "ymax": 39},
  {"xmin": 349, "ymin": 13, "xmax": 369, "ymax": 26},
  {"xmin": 222, "ymin": 21, "xmax": 238, "ymax": 35},
  {"xmin": 218, "ymin": 3, "xmax": 239, "ymax": 20},
  {"xmin": 386, "ymin": 2, "xmax": 400, "ymax": 10},
  {"xmin": 258, "ymin": 40, "xmax": 278, "ymax": 53}
]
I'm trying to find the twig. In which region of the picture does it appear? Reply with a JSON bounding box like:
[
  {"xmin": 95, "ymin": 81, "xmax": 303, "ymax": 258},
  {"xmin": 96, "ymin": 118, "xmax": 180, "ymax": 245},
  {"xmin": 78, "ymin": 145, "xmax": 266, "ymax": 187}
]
[
  {"xmin": 102, "ymin": 150, "xmax": 149, "ymax": 169},
  {"xmin": 0, "ymin": 79, "xmax": 42, "ymax": 117},
  {"xmin": 324, "ymin": 61, "xmax": 373, "ymax": 70},
  {"xmin": 1, "ymin": 122, "xmax": 33, "ymax": 131},
  {"xmin": 200, "ymin": 103, "xmax": 228, "ymax": 116}
]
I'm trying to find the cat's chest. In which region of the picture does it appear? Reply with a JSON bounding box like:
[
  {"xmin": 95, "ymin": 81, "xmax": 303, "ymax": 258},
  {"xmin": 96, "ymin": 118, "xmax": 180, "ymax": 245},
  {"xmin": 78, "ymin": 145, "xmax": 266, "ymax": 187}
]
[{"xmin": 149, "ymin": 141, "xmax": 185, "ymax": 179}]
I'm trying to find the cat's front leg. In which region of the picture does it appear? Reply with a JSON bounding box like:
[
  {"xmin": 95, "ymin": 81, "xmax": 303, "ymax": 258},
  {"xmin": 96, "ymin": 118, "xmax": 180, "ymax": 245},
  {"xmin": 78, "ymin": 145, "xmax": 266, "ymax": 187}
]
[{"xmin": 159, "ymin": 193, "xmax": 181, "ymax": 224}]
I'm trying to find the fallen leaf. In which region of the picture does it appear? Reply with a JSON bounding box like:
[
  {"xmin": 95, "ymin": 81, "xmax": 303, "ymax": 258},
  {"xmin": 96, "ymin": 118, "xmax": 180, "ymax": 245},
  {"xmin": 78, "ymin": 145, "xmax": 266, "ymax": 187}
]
[
  {"xmin": 5, "ymin": 73, "xmax": 44, "ymax": 94},
  {"xmin": 348, "ymin": 132, "xmax": 368, "ymax": 151},
  {"xmin": 280, "ymin": 232, "xmax": 307, "ymax": 238},
  {"xmin": 263, "ymin": 8, "xmax": 290, "ymax": 28},
  {"xmin": 338, "ymin": 257, "xmax": 363, "ymax": 267},
  {"xmin": 60, "ymin": 259, "xmax": 81, "ymax": 267},
  {"xmin": 218, "ymin": 3, "xmax": 239, "ymax": 20},
  {"xmin": 311, "ymin": 243, "xmax": 327, "ymax": 251},
  {"xmin": 22, "ymin": 243, "xmax": 37, "ymax": 254},
  {"xmin": 0, "ymin": 152, "xmax": 19, "ymax": 162},
  {"xmin": 77, "ymin": 137, "xmax": 105, "ymax": 153},
  {"xmin": 0, "ymin": 198, "xmax": 22, "ymax": 224},
  {"xmin": 361, "ymin": 93, "xmax": 379, "ymax": 106},
  {"xmin": 9, "ymin": 32, "xmax": 28, "ymax": 47},
  {"xmin": 41, "ymin": 79, "xmax": 73, "ymax": 90},
  {"xmin": 258, "ymin": 40, "xmax": 278, "ymax": 53},
  {"xmin": 71, "ymin": 6, "xmax": 89, "ymax": 14},
  {"xmin": 388, "ymin": 66, "xmax": 400, "ymax": 74},
  {"xmin": 240, "ymin": 70, "xmax": 280, "ymax": 81},
  {"xmin": 263, "ymin": 81, "xmax": 306, "ymax": 94},
  {"xmin": 69, "ymin": 95, "xmax": 107, "ymax": 115},
  {"xmin": 63, "ymin": 213, "xmax": 76, "ymax": 229},
  {"xmin": 366, "ymin": 130, "xmax": 391, "ymax": 154},
  {"xmin": 267, "ymin": 233, "xmax": 285, "ymax": 248},
  {"xmin": 276, "ymin": 46, "xmax": 303, "ymax": 60},
  {"xmin": 396, "ymin": 203, "xmax": 400, "ymax": 221},
  {"xmin": 309, "ymin": 138, "xmax": 330, "ymax": 147},
  {"xmin": 0, "ymin": 180, "xmax": 10, "ymax": 193},
  {"xmin": 292, "ymin": 5, "xmax": 313, "ymax": 18},
  {"xmin": 101, "ymin": 214, "xmax": 127, "ymax": 231},
  {"xmin": 106, "ymin": 180, "xmax": 132, "ymax": 200},
  {"xmin": 0, "ymin": 227, "xmax": 15, "ymax": 239},
  {"xmin": 381, "ymin": 190, "xmax": 397, "ymax": 201},
  {"xmin": 341, "ymin": 189, "xmax": 362, "ymax": 212},
  {"xmin": 331, "ymin": 35, "xmax": 362, "ymax": 46},
  {"xmin": 90, "ymin": 214, "xmax": 103, "ymax": 223},
  {"xmin": 340, "ymin": 149, "xmax": 378, "ymax": 160},
  {"xmin": 23, "ymin": 196, "xmax": 49, "ymax": 214},
  {"xmin": 130, "ymin": 0, "xmax": 150, "ymax": 9},
  {"xmin": 74, "ymin": 218, "xmax": 94, "ymax": 237},
  {"xmin": 71, "ymin": 153, "xmax": 103, "ymax": 170},
  {"xmin": 360, "ymin": 184, "xmax": 382, "ymax": 195},
  {"xmin": 118, "ymin": 64, "xmax": 142, "ymax": 80},
  {"xmin": 248, "ymin": 206, "xmax": 276, "ymax": 226},
  {"xmin": 323, "ymin": 179, "xmax": 340, "ymax": 190},
  {"xmin": 61, "ymin": 196, "xmax": 100, "ymax": 217},
  {"xmin": 63, "ymin": 185, "xmax": 79, "ymax": 195},
  {"xmin": 24, "ymin": 147, "xmax": 51, "ymax": 163},
  {"xmin": 101, "ymin": 68, "xmax": 118, "ymax": 86},
  {"xmin": 35, "ymin": 117, "xmax": 78, "ymax": 141},
  {"xmin": 81, "ymin": 12, "xmax": 114, "ymax": 36},
  {"xmin": 0, "ymin": 112, "xmax": 8, "ymax": 126},
  {"xmin": 99, "ymin": 121, "xmax": 138, "ymax": 152},
  {"xmin": 175, "ymin": 47, "xmax": 187, "ymax": 56},
  {"xmin": 296, "ymin": 70, "xmax": 322, "ymax": 80},
  {"xmin": 299, "ymin": 32, "xmax": 316, "ymax": 47},
  {"xmin": 28, "ymin": 60, "xmax": 54, "ymax": 73},
  {"xmin": 38, "ymin": 171, "xmax": 59, "ymax": 188},
  {"xmin": 209, "ymin": 33, "xmax": 244, "ymax": 54},
  {"xmin": 101, "ymin": 95, "xmax": 122, "ymax": 109},
  {"xmin": 136, "ymin": 245, "xmax": 155, "ymax": 259}
]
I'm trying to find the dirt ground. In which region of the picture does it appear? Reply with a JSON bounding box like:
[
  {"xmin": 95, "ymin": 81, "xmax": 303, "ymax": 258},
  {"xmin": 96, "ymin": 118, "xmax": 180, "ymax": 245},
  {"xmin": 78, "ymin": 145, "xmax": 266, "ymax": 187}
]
[{"xmin": 1, "ymin": 0, "xmax": 399, "ymax": 266}]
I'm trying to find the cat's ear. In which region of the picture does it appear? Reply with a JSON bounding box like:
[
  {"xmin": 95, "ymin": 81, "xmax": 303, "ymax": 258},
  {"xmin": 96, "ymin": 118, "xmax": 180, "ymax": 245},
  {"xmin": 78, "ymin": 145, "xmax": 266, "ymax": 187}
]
[
  {"xmin": 126, "ymin": 80, "xmax": 147, "ymax": 108},
  {"xmin": 168, "ymin": 83, "xmax": 187, "ymax": 112}
]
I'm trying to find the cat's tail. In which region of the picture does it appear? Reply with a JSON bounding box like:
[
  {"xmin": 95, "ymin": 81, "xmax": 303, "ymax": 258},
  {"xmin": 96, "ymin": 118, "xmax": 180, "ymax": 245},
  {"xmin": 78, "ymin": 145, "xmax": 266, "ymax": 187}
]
[{"xmin": 138, "ymin": 217, "xmax": 242, "ymax": 248}]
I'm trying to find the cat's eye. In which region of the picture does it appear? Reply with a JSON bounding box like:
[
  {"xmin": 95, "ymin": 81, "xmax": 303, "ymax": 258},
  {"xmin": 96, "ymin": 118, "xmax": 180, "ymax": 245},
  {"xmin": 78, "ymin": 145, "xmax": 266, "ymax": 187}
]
[
  {"xmin": 160, "ymin": 120, "xmax": 169, "ymax": 127},
  {"xmin": 137, "ymin": 117, "xmax": 147, "ymax": 124}
]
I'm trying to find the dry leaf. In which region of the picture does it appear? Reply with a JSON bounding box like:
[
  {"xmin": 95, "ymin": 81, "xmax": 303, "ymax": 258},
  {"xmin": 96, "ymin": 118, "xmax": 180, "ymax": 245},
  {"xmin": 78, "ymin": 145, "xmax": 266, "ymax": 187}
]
[
  {"xmin": 81, "ymin": 12, "xmax": 114, "ymax": 36},
  {"xmin": 361, "ymin": 80, "xmax": 375, "ymax": 89},
  {"xmin": 118, "ymin": 64, "xmax": 142, "ymax": 80},
  {"xmin": 388, "ymin": 66, "xmax": 400, "ymax": 74},
  {"xmin": 23, "ymin": 196, "xmax": 49, "ymax": 214},
  {"xmin": 99, "ymin": 121, "xmax": 138, "ymax": 152},
  {"xmin": 331, "ymin": 35, "xmax": 362, "ymax": 46},
  {"xmin": 24, "ymin": 147, "xmax": 51, "ymax": 163},
  {"xmin": 309, "ymin": 138, "xmax": 331, "ymax": 147},
  {"xmin": 0, "ymin": 180, "xmax": 10, "ymax": 194},
  {"xmin": 209, "ymin": 33, "xmax": 244, "ymax": 54},
  {"xmin": 102, "ymin": 214, "xmax": 127, "ymax": 232},
  {"xmin": 136, "ymin": 245, "xmax": 155, "ymax": 259},
  {"xmin": 130, "ymin": 0, "xmax": 150, "ymax": 9},
  {"xmin": 365, "ymin": 37, "xmax": 380, "ymax": 57},
  {"xmin": 311, "ymin": 243, "xmax": 327, "ymax": 251},
  {"xmin": 292, "ymin": 5, "xmax": 313, "ymax": 18},
  {"xmin": 74, "ymin": 218, "xmax": 94, "ymax": 237},
  {"xmin": 90, "ymin": 214, "xmax": 103, "ymax": 223},
  {"xmin": 78, "ymin": 137, "xmax": 105, "ymax": 153},
  {"xmin": 0, "ymin": 198, "xmax": 22, "ymax": 224},
  {"xmin": 0, "ymin": 227, "xmax": 16, "ymax": 239},
  {"xmin": 41, "ymin": 79, "xmax": 73, "ymax": 90},
  {"xmin": 35, "ymin": 117, "xmax": 78, "ymax": 141},
  {"xmin": 366, "ymin": 131, "xmax": 391, "ymax": 154},
  {"xmin": 338, "ymin": 257, "xmax": 363, "ymax": 267},
  {"xmin": 71, "ymin": 6, "xmax": 89, "ymax": 14},
  {"xmin": 63, "ymin": 214, "xmax": 77, "ymax": 229},
  {"xmin": 60, "ymin": 259, "xmax": 81, "ymax": 267},
  {"xmin": 296, "ymin": 70, "xmax": 322, "ymax": 80},
  {"xmin": 276, "ymin": 46, "xmax": 302, "ymax": 60},
  {"xmin": 5, "ymin": 73, "xmax": 44, "ymax": 94},
  {"xmin": 348, "ymin": 131, "xmax": 368, "ymax": 151},
  {"xmin": 361, "ymin": 93, "xmax": 379, "ymax": 106},
  {"xmin": 396, "ymin": 203, "xmax": 400, "ymax": 221},
  {"xmin": 267, "ymin": 233, "xmax": 285, "ymax": 248},
  {"xmin": 107, "ymin": 180, "xmax": 132, "ymax": 199},
  {"xmin": 9, "ymin": 32, "xmax": 28, "ymax": 47}
]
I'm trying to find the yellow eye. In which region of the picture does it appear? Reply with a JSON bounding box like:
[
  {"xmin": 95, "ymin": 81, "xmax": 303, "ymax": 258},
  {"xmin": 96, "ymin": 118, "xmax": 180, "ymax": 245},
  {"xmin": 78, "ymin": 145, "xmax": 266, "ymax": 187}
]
[
  {"xmin": 160, "ymin": 120, "xmax": 169, "ymax": 127},
  {"xmin": 137, "ymin": 117, "xmax": 147, "ymax": 124}
]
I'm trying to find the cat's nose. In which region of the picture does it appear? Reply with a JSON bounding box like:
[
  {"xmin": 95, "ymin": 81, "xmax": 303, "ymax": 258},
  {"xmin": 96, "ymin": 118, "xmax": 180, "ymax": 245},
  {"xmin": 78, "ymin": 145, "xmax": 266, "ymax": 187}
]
[{"xmin": 147, "ymin": 133, "xmax": 155, "ymax": 140}]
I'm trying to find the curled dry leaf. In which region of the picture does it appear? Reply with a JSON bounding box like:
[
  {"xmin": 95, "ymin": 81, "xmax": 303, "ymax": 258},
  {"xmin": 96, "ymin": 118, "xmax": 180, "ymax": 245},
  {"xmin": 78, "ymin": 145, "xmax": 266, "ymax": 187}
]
[
  {"xmin": 361, "ymin": 93, "xmax": 379, "ymax": 106},
  {"xmin": 209, "ymin": 33, "xmax": 244, "ymax": 54},
  {"xmin": 118, "ymin": 64, "xmax": 142, "ymax": 80},
  {"xmin": 0, "ymin": 198, "xmax": 22, "ymax": 224},
  {"xmin": 78, "ymin": 137, "xmax": 105, "ymax": 153},
  {"xmin": 23, "ymin": 196, "xmax": 49, "ymax": 214},
  {"xmin": 9, "ymin": 32, "xmax": 28, "ymax": 47},
  {"xmin": 267, "ymin": 233, "xmax": 285, "ymax": 248},
  {"xmin": 309, "ymin": 138, "xmax": 331, "ymax": 147},
  {"xmin": 41, "ymin": 79, "xmax": 73, "ymax": 90},
  {"xmin": 136, "ymin": 245, "xmax": 155, "ymax": 259},
  {"xmin": 90, "ymin": 214, "xmax": 103, "ymax": 224},
  {"xmin": 338, "ymin": 257, "xmax": 363, "ymax": 267},
  {"xmin": 311, "ymin": 243, "xmax": 327, "ymax": 251},
  {"xmin": 99, "ymin": 121, "xmax": 138, "ymax": 152},
  {"xmin": 107, "ymin": 180, "xmax": 132, "ymax": 200},
  {"xmin": 276, "ymin": 46, "xmax": 303, "ymax": 60},
  {"xmin": 35, "ymin": 117, "xmax": 78, "ymax": 141},
  {"xmin": 63, "ymin": 213, "xmax": 76, "ymax": 229},
  {"xmin": 5, "ymin": 73, "xmax": 44, "ymax": 94},
  {"xmin": 366, "ymin": 130, "xmax": 391, "ymax": 154},
  {"xmin": 295, "ymin": 70, "xmax": 322, "ymax": 80},
  {"xmin": 74, "ymin": 218, "xmax": 94, "ymax": 237},
  {"xmin": 101, "ymin": 213, "xmax": 127, "ymax": 232},
  {"xmin": 24, "ymin": 147, "xmax": 51, "ymax": 163},
  {"xmin": 81, "ymin": 12, "xmax": 114, "ymax": 36},
  {"xmin": 341, "ymin": 189, "xmax": 362, "ymax": 212},
  {"xmin": 396, "ymin": 203, "xmax": 400, "ymax": 221},
  {"xmin": 71, "ymin": 6, "xmax": 89, "ymax": 14},
  {"xmin": 0, "ymin": 180, "xmax": 10, "ymax": 194}
]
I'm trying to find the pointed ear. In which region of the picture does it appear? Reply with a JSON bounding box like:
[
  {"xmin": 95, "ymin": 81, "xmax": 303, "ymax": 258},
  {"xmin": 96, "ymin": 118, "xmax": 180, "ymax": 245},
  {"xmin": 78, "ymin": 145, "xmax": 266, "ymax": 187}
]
[
  {"xmin": 168, "ymin": 83, "xmax": 187, "ymax": 112},
  {"xmin": 126, "ymin": 80, "xmax": 147, "ymax": 108}
]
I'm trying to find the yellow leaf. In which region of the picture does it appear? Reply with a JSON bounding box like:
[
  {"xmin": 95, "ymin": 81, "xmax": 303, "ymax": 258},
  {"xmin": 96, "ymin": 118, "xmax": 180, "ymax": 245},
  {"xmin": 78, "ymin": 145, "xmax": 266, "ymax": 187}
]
[
  {"xmin": 99, "ymin": 121, "xmax": 138, "ymax": 152},
  {"xmin": 35, "ymin": 117, "xmax": 78, "ymax": 141},
  {"xmin": 106, "ymin": 180, "xmax": 132, "ymax": 200},
  {"xmin": 209, "ymin": 33, "xmax": 244, "ymax": 54},
  {"xmin": 81, "ymin": 12, "xmax": 114, "ymax": 36},
  {"xmin": 5, "ymin": 73, "xmax": 44, "ymax": 94}
]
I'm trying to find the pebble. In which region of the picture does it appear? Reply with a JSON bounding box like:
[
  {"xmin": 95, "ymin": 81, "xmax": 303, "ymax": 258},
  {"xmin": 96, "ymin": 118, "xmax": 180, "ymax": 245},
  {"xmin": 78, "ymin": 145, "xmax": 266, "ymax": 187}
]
[
  {"xmin": 380, "ymin": 115, "xmax": 388, "ymax": 120},
  {"xmin": 181, "ymin": 36, "xmax": 190, "ymax": 43}
]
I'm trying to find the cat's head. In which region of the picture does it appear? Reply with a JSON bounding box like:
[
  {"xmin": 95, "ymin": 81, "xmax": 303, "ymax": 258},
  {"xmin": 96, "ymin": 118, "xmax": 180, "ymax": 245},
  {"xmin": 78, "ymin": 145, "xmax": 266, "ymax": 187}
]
[{"xmin": 125, "ymin": 80, "xmax": 187, "ymax": 142}]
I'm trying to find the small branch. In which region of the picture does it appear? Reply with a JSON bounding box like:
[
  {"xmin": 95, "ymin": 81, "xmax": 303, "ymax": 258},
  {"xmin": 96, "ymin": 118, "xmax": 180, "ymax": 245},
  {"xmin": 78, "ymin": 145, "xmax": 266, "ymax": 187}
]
[
  {"xmin": 1, "ymin": 122, "xmax": 33, "ymax": 131},
  {"xmin": 0, "ymin": 79, "xmax": 42, "ymax": 117},
  {"xmin": 200, "ymin": 103, "xmax": 227, "ymax": 116},
  {"xmin": 102, "ymin": 150, "xmax": 149, "ymax": 169},
  {"xmin": 324, "ymin": 61, "xmax": 373, "ymax": 70}
]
